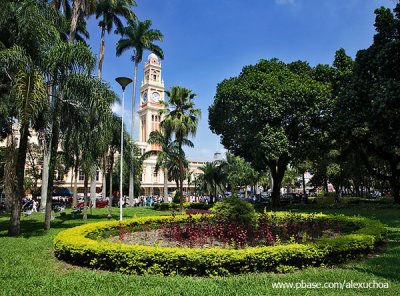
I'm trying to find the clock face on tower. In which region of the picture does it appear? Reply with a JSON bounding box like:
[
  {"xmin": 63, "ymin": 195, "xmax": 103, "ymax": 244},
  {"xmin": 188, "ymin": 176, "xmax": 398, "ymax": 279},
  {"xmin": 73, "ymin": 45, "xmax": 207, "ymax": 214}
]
[
  {"xmin": 142, "ymin": 91, "xmax": 148, "ymax": 103},
  {"xmin": 152, "ymin": 92, "xmax": 160, "ymax": 102}
]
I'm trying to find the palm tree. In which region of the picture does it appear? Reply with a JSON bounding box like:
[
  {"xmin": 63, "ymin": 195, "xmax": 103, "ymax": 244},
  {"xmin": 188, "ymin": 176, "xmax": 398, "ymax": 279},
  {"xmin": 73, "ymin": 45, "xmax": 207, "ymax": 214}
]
[
  {"xmin": 185, "ymin": 170, "xmax": 193, "ymax": 195},
  {"xmin": 143, "ymin": 129, "xmax": 193, "ymax": 202},
  {"xmin": 10, "ymin": 68, "xmax": 47, "ymax": 235},
  {"xmin": 167, "ymin": 153, "xmax": 188, "ymax": 198},
  {"xmin": 0, "ymin": 0, "xmax": 58, "ymax": 235},
  {"xmin": 42, "ymin": 41, "xmax": 96, "ymax": 229},
  {"xmin": 94, "ymin": 0, "xmax": 135, "ymax": 203},
  {"xmin": 62, "ymin": 104, "xmax": 87, "ymax": 208},
  {"xmin": 116, "ymin": 18, "xmax": 163, "ymax": 206},
  {"xmin": 199, "ymin": 161, "xmax": 225, "ymax": 203},
  {"xmin": 96, "ymin": 0, "xmax": 136, "ymax": 79},
  {"xmin": 69, "ymin": 0, "xmax": 96, "ymax": 43},
  {"xmin": 161, "ymin": 86, "xmax": 201, "ymax": 211}
]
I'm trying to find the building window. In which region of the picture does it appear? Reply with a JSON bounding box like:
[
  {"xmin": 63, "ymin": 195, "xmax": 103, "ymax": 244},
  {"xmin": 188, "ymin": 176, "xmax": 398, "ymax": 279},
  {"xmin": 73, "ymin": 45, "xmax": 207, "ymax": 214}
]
[
  {"xmin": 153, "ymin": 169, "xmax": 158, "ymax": 182},
  {"xmin": 79, "ymin": 170, "xmax": 84, "ymax": 181},
  {"xmin": 153, "ymin": 74, "xmax": 157, "ymax": 81}
]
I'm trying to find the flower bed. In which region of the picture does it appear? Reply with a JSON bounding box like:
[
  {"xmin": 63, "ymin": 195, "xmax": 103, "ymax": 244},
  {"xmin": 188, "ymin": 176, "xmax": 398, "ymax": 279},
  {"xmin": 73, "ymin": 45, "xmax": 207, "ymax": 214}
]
[{"xmin": 53, "ymin": 212, "xmax": 387, "ymax": 276}]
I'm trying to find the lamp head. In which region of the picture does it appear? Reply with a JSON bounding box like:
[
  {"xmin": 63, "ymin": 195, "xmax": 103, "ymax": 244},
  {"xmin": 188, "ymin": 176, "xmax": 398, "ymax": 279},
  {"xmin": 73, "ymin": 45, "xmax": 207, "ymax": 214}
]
[{"xmin": 115, "ymin": 77, "xmax": 132, "ymax": 90}]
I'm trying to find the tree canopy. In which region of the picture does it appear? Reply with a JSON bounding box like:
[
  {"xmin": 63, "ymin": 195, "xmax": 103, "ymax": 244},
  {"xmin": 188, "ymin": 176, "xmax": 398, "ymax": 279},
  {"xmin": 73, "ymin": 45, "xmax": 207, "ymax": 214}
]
[{"xmin": 209, "ymin": 59, "xmax": 331, "ymax": 206}]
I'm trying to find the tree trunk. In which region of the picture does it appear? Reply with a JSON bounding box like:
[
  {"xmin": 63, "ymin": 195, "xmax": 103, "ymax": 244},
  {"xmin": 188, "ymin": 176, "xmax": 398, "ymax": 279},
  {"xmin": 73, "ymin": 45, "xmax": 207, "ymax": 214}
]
[
  {"xmin": 40, "ymin": 81, "xmax": 54, "ymax": 211},
  {"xmin": 44, "ymin": 96, "xmax": 61, "ymax": 231},
  {"xmin": 178, "ymin": 142, "xmax": 184, "ymax": 212},
  {"xmin": 4, "ymin": 135, "xmax": 16, "ymax": 214},
  {"xmin": 302, "ymin": 172, "xmax": 307, "ymax": 203},
  {"xmin": 269, "ymin": 158, "xmax": 287, "ymax": 207},
  {"xmin": 90, "ymin": 168, "xmax": 96, "ymax": 210},
  {"xmin": 40, "ymin": 141, "xmax": 51, "ymax": 211},
  {"xmin": 163, "ymin": 167, "xmax": 168, "ymax": 202},
  {"xmin": 129, "ymin": 61, "xmax": 139, "ymax": 206},
  {"xmin": 102, "ymin": 153, "xmax": 107, "ymax": 200},
  {"xmin": 97, "ymin": 26, "xmax": 106, "ymax": 79},
  {"xmin": 108, "ymin": 151, "xmax": 114, "ymax": 217},
  {"xmin": 68, "ymin": 0, "xmax": 81, "ymax": 43},
  {"xmin": 73, "ymin": 158, "xmax": 79, "ymax": 208},
  {"xmin": 83, "ymin": 172, "xmax": 88, "ymax": 220},
  {"xmin": 8, "ymin": 124, "xmax": 29, "ymax": 236}
]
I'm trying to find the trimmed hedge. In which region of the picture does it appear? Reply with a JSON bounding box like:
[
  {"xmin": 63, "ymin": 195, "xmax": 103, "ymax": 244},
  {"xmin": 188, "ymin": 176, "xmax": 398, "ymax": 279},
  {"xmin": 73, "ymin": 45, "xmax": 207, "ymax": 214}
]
[
  {"xmin": 153, "ymin": 202, "xmax": 212, "ymax": 211},
  {"xmin": 53, "ymin": 212, "xmax": 387, "ymax": 276}
]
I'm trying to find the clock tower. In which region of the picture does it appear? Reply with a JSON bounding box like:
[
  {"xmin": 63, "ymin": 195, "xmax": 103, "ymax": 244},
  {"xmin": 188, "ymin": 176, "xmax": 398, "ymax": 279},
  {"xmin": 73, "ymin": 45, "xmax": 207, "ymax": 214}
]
[
  {"xmin": 138, "ymin": 53, "xmax": 165, "ymax": 150},
  {"xmin": 135, "ymin": 53, "xmax": 205, "ymax": 197}
]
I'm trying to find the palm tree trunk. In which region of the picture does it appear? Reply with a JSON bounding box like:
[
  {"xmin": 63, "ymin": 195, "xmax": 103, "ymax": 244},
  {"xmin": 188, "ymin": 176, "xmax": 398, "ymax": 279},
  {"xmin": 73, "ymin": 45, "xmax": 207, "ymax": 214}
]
[
  {"xmin": 97, "ymin": 26, "xmax": 106, "ymax": 79},
  {"xmin": 163, "ymin": 167, "xmax": 168, "ymax": 202},
  {"xmin": 129, "ymin": 60, "xmax": 139, "ymax": 207},
  {"xmin": 90, "ymin": 168, "xmax": 96, "ymax": 211},
  {"xmin": 40, "ymin": 143, "xmax": 51, "ymax": 211},
  {"xmin": 102, "ymin": 153, "xmax": 107, "ymax": 200},
  {"xmin": 108, "ymin": 151, "xmax": 114, "ymax": 217},
  {"xmin": 40, "ymin": 81, "xmax": 54, "ymax": 211},
  {"xmin": 73, "ymin": 158, "xmax": 79, "ymax": 208},
  {"xmin": 83, "ymin": 172, "xmax": 88, "ymax": 220},
  {"xmin": 44, "ymin": 94, "xmax": 62, "ymax": 230},
  {"xmin": 68, "ymin": 0, "xmax": 81, "ymax": 43},
  {"xmin": 302, "ymin": 171, "xmax": 307, "ymax": 202},
  {"xmin": 4, "ymin": 135, "xmax": 16, "ymax": 214},
  {"xmin": 8, "ymin": 123, "xmax": 29, "ymax": 236},
  {"xmin": 96, "ymin": 25, "xmax": 107, "ymax": 205},
  {"xmin": 178, "ymin": 142, "xmax": 184, "ymax": 212}
]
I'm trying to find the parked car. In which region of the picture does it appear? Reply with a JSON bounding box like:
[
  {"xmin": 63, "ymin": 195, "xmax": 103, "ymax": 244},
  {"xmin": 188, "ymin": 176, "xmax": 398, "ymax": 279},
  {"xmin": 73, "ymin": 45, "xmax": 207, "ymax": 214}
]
[
  {"xmin": 76, "ymin": 198, "xmax": 109, "ymax": 209},
  {"xmin": 280, "ymin": 193, "xmax": 303, "ymax": 204}
]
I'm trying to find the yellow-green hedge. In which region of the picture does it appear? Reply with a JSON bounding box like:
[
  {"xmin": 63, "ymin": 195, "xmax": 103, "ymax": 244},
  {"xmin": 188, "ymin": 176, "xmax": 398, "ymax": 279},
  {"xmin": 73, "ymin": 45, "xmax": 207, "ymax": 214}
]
[{"xmin": 53, "ymin": 213, "xmax": 387, "ymax": 276}]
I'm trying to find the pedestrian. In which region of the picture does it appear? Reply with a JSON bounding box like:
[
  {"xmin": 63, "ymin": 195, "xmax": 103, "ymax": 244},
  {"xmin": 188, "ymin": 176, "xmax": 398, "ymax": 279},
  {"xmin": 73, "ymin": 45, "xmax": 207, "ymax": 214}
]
[{"xmin": 32, "ymin": 199, "xmax": 38, "ymax": 212}]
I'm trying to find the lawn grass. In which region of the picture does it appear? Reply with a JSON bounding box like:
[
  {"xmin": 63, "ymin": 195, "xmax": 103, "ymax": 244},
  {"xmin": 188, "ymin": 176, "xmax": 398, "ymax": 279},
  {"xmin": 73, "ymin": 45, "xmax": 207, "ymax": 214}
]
[{"xmin": 0, "ymin": 205, "xmax": 399, "ymax": 295}]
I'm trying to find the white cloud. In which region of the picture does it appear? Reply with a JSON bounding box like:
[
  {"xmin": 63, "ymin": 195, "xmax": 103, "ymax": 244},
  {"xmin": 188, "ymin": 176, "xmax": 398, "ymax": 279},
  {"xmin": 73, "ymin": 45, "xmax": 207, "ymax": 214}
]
[
  {"xmin": 275, "ymin": 0, "xmax": 296, "ymax": 5},
  {"xmin": 111, "ymin": 102, "xmax": 122, "ymax": 115},
  {"xmin": 111, "ymin": 102, "xmax": 135, "ymax": 137}
]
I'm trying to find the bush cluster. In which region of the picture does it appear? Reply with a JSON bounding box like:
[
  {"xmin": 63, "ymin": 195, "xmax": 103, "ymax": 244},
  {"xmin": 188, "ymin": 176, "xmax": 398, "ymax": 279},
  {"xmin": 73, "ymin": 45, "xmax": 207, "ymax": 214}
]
[
  {"xmin": 53, "ymin": 212, "xmax": 387, "ymax": 276},
  {"xmin": 210, "ymin": 197, "xmax": 257, "ymax": 231}
]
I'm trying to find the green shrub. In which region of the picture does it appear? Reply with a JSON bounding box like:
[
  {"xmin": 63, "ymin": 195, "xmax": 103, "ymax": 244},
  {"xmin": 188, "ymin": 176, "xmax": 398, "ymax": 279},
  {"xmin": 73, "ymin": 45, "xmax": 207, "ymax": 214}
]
[
  {"xmin": 54, "ymin": 212, "xmax": 387, "ymax": 276},
  {"xmin": 210, "ymin": 196, "xmax": 257, "ymax": 230}
]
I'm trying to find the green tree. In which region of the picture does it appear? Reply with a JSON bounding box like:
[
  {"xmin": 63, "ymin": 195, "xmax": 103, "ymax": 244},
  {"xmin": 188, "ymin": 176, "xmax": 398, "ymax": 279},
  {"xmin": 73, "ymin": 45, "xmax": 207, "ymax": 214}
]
[
  {"xmin": 337, "ymin": 4, "xmax": 400, "ymax": 203},
  {"xmin": 161, "ymin": 86, "xmax": 201, "ymax": 211},
  {"xmin": 199, "ymin": 161, "xmax": 225, "ymax": 202},
  {"xmin": 143, "ymin": 129, "xmax": 192, "ymax": 201},
  {"xmin": 43, "ymin": 41, "xmax": 95, "ymax": 229},
  {"xmin": 209, "ymin": 59, "xmax": 331, "ymax": 207},
  {"xmin": 68, "ymin": 0, "xmax": 96, "ymax": 43},
  {"xmin": 116, "ymin": 19, "xmax": 163, "ymax": 206},
  {"xmin": 96, "ymin": 0, "xmax": 136, "ymax": 79},
  {"xmin": 0, "ymin": 0, "xmax": 62, "ymax": 235}
]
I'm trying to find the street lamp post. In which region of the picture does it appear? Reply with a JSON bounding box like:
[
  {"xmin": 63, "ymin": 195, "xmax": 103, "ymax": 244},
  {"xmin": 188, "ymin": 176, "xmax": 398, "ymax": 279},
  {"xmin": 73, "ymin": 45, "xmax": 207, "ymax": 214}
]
[{"xmin": 116, "ymin": 77, "xmax": 132, "ymax": 221}]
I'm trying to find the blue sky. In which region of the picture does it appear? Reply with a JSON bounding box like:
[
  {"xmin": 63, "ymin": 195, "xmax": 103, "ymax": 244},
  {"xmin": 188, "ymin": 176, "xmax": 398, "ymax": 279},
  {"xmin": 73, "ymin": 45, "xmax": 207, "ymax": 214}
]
[{"xmin": 85, "ymin": 0, "xmax": 395, "ymax": 161}]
